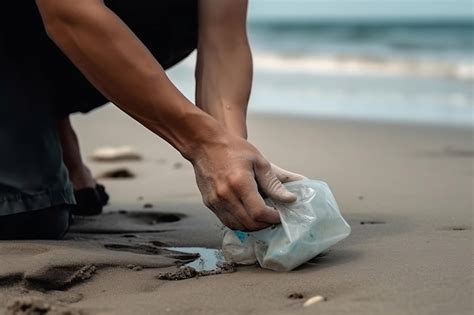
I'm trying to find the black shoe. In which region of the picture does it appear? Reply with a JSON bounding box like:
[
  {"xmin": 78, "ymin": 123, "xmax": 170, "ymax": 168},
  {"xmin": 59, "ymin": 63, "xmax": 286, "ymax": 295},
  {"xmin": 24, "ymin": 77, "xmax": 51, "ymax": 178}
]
[
  {"xmin": 72, "ymin": 184, "xmax": 109, "ymax": 216},
  {"xmin": 0, "ymin": 206, "xmax": 70, "ymax": 240}
]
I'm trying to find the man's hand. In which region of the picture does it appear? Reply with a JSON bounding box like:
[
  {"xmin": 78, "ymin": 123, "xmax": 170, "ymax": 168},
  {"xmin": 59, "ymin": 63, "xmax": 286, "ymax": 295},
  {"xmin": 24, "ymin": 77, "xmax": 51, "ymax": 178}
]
[{"xmin": 190, "ymin": 133, "xmax": 296, "ymax": 231}]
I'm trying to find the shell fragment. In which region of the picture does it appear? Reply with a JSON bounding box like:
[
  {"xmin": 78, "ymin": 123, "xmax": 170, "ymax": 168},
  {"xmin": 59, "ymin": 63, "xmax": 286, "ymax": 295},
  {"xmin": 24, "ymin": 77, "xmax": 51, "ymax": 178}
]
[{"xmin": 303, "ymin": 295, "xmax": 326, "ymax": 307}]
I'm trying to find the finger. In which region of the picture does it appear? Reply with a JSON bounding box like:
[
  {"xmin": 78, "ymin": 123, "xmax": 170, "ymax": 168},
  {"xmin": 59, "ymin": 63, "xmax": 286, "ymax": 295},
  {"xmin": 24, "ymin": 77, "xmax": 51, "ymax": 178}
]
[
  {"xmin": 239, "ymin": 179, "xmax": 281, "ymax": 225},
  {"xmin": 204, "ymin": 197, "xmax": 246, "ymax": 230},
  {"xmin": 214, "ymin": 208, "xmax": 247, "ymax": 231},
  {"xmin": 272, "ymin": 164, "xmax": 307, "ymax": 183},
  {"xmin": 254, "ymin": 159, "xmax": 297, "ymax": 203},
  {"xmin": 219, "ymin": 194, "xmax": 271, "ymax": 231}
]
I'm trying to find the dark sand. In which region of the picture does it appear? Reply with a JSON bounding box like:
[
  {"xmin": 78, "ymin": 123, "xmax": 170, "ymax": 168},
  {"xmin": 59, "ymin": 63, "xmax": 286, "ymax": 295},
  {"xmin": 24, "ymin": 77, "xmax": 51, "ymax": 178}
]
[{"xmin": 1, "ymin": 105, "xmax": 472, "ymax": 314}]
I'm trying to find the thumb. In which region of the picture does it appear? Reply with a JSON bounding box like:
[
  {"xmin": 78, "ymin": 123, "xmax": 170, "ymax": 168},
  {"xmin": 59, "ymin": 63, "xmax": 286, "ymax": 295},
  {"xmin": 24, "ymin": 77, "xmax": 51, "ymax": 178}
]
[
  {"xmin": 255, "ymin": 159, "xmax": 297, "ymax": 203},
  {"xmin": 271, "ymin": 163, "xmax": 307, "ymax": 183}
]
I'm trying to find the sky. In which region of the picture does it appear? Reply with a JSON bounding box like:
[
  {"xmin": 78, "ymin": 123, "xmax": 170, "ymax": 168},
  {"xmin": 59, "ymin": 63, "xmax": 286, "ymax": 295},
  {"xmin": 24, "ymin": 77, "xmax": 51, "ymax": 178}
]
[{"xmin": 248, "ymin": 0, "xmax": 474, "ymax": 21}]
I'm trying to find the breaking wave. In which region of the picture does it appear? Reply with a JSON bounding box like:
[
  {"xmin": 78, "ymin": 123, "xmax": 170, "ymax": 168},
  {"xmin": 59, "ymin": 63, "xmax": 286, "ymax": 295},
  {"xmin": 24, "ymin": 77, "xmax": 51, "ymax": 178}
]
[{"xmin": 253, "ymin": 53, "xmax": 474, "ymax": 81}]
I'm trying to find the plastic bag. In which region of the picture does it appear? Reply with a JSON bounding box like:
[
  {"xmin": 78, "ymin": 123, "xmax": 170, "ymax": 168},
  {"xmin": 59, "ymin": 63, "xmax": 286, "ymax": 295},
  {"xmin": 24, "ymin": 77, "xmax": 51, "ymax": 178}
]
[{"xmin": 222, "ymin": 179, "xmax": 351, "ymax": 271}]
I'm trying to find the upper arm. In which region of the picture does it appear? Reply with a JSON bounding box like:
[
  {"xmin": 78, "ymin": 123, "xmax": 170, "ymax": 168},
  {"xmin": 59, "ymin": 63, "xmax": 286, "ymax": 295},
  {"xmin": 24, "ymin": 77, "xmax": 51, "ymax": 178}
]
[{"xmin": 198, "ymin": 0, "xmax": 249, "ymax": 43}]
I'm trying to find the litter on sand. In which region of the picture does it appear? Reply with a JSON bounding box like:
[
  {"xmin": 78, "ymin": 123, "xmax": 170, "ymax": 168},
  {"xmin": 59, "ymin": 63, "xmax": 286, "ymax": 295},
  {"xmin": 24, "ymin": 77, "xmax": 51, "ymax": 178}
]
[{"xmin": 222, "ymin": 179, "xmax": 351, "ymax": 271}]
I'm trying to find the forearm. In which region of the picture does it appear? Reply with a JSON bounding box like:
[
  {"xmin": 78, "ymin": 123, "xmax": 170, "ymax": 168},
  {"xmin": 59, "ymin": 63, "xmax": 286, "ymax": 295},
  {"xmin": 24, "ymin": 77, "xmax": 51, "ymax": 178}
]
[
  {"xmin": 36, "ymin": 0, "xmax": 223, "ymax": 159},
  {"xmin": 195, "ymin": 0, "xmax": 252, "ymax": 139}
]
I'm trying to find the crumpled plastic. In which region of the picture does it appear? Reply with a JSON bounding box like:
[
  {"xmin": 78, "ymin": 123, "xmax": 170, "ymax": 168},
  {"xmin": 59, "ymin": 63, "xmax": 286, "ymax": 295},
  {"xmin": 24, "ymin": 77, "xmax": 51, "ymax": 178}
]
[{"xmin": 222, "ymin": 179, "xmax": 351, "ymax": 271}]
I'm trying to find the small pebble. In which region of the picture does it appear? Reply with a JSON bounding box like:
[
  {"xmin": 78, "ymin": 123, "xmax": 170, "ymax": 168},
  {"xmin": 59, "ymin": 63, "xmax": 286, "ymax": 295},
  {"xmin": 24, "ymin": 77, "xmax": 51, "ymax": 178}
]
[
  {"xmin": 303, "ymin": 295, "xmax": 326, "ymax": 307},
  {"xmin": 143, "ymin": 203, "xmax": 153, "ymax": 208}
]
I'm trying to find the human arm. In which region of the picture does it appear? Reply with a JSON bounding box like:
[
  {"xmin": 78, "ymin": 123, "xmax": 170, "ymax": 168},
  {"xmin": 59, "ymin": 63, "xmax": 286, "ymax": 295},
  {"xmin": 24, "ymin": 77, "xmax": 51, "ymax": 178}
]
[
  {"xmin": 35, "ymin": 0, "xmax": 296, "ymax": 230},
  {"xmin": 195, "ymin": 0, "xmax": 252, "ymax": 138},
  {"xmin": 196, "ymin": 0, "xmax": 306, "ymax": 182}
]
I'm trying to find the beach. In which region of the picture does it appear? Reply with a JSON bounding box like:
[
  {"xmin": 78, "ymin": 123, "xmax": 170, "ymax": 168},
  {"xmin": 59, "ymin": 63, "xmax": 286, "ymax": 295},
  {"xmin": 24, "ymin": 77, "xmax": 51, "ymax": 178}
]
[{"xmin": 1, "ymin": 105, "xmax": 472, "ymax": 314}]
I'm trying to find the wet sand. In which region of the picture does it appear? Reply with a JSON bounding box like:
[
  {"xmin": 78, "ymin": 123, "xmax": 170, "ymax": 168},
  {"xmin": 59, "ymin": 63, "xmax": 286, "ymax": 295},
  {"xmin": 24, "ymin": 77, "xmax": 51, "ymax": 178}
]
[{"xmin": 1, "ymin": 105, "xmax": 472, "ymax": 314}]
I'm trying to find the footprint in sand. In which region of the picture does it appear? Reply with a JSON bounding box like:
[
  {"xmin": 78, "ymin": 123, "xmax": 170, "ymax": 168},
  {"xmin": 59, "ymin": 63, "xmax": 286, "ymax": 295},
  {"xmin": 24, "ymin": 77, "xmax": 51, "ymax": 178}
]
[
  {"xmin": 103, "ymin": 243, "xmax": 199, "ymax": 261},
  {"xmin": 69, "ymin": 211, "xmax": 184, "ymax": 234},
  {"xmin": 0, "ymin": 242, "xmax": 192, "ymax": 292},
  {"xmin": 6, "ymin": 296, "xmax": 83, "ymax": 315}
]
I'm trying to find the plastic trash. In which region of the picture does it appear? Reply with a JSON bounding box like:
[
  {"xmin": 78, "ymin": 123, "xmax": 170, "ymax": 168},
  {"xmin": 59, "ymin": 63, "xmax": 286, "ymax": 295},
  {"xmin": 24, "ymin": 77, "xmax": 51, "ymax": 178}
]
[{"xmin": 222, "ymin": 179, "xmax": 351, "ymax": 271}]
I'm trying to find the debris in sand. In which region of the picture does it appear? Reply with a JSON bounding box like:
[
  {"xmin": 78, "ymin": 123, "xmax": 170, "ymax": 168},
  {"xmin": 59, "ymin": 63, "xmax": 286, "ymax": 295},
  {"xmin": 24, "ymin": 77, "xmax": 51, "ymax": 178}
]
[
  {"xmin": 6, "ymin": 296, "xmax": 85, "ymax": 315},
  {"xmin": 143, "ymin": 203, "xmax": 153, "ymax": 208},
  {"xmin": 67, "ymin": 265, "xmax": 96, "ymax": 285},
  {"xmin": 157, "ymin": 266, "xmax": 197, "ymax": 280},
  {"xmin": 303, "ymin": 295, "xmax": 326, "ymax": 307},
  {"xmin": 98, "ymin": 168, "xmax": 135, "ymax": 179},
  {"xmin": 288, "ymin": 293, "xmax": 304, "ymax": 299},
  {"xmin": 127, "ymin": 264, "xmax": 143, "ymax": 271},
  {"xmin": 360, "ymin": 220, "xmax": 385, "ymax": 225},
  {"xmin": 157, "ymin": 263, "xmax": 236, "ymax": 281},
  {"xmin": 90, "ymin": 146, "xmax": 142, "ymax": 162}
]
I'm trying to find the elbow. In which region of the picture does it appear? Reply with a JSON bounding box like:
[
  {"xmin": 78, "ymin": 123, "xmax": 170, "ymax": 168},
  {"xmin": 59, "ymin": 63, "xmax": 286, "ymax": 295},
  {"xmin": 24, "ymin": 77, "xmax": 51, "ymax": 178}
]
[
  {"xmin": 36, "ymin": 1, "xmax": 70, "ymax": 40},
  {"xmin": 36, "ymin": 0, "xmax": 91, "ymax": 42},
  {"xmin": 41, "ymin": 19, "xmax": 67, "ymax": 44}
]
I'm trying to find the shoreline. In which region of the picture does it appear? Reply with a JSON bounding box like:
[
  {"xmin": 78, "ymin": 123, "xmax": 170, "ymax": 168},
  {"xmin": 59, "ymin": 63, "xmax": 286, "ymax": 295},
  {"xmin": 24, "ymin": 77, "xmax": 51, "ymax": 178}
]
[{"xmin": 248, "ymin": 109, "xmax": 474, "ymax": 130}]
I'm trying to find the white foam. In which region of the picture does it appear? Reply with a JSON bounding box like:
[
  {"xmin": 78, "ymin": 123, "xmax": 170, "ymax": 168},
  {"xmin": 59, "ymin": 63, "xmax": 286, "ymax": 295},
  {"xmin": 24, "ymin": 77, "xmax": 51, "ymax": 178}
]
[{"xmin": 253, "ymin": 53, "xmax": 474, "ymax": 81}]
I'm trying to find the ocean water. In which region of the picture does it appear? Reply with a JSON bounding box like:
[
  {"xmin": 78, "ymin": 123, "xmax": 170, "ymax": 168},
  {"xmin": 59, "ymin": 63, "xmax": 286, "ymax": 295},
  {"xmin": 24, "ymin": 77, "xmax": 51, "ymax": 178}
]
[{"xmin": 168, "ymin": 18, "xmax": 474, "ymax": 127}]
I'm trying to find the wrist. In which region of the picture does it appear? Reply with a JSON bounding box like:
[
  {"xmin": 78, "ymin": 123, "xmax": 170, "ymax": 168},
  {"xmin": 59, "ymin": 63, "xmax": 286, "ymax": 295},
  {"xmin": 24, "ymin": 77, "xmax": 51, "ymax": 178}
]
[
  {"xmin": 177, "ymin": 109, "xmax": 229, "ymax": 162},
  {"xmin": 199, "ymin": 103, "xmax": 248, "ymax": 139},
  {"xmin": 223, "ymin": 113, "xmax": 248, "ymax": 139}
]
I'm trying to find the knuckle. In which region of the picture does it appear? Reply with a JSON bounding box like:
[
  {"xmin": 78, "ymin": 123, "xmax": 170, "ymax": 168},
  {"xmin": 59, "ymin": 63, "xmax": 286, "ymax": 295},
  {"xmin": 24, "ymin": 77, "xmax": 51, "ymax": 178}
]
[
  {"xmin": 215, "ymin": 184, "xmax": 230, "ymax": 199},
  {"xmin": 229, "ymin": 172, "xmax": 246, "ymax": 188},
  {"xmin": 256, "ymin": 158, "xmax": 271, "ymax": 171}
]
